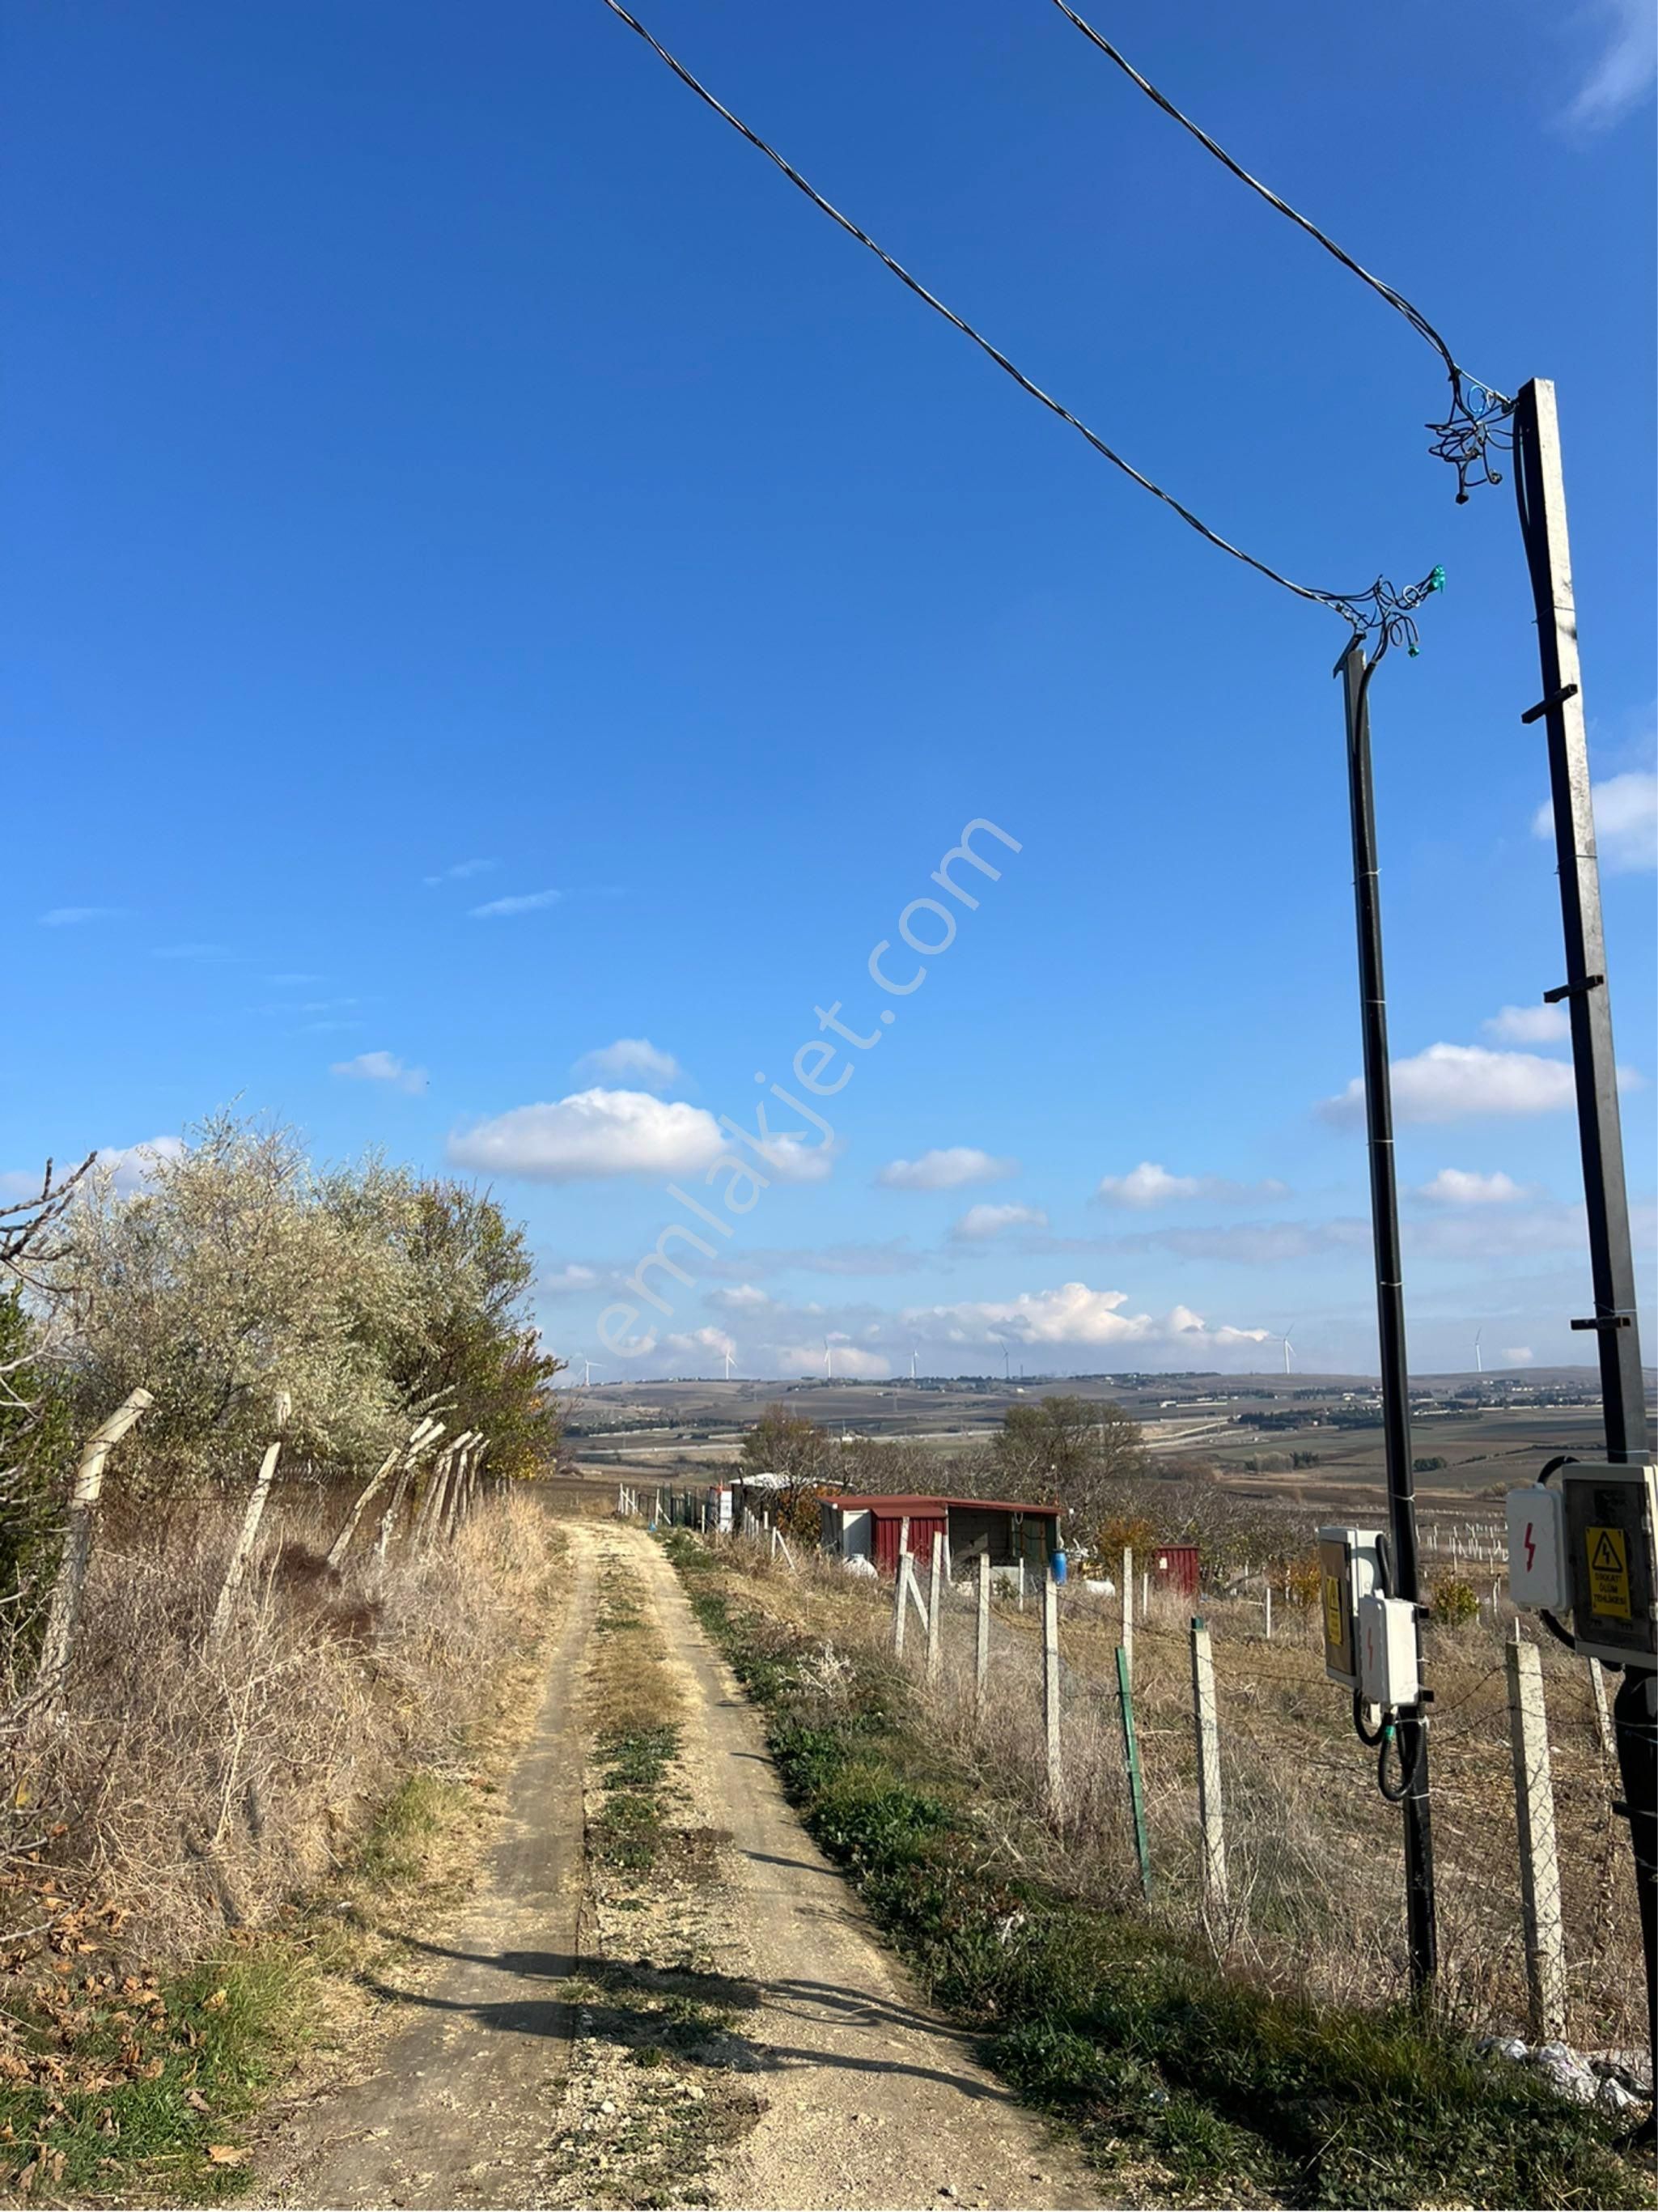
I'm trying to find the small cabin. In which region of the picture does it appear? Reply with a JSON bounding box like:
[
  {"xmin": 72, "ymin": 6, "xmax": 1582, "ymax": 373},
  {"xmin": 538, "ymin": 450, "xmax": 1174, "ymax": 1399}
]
[
  {"xmin": 820, "ymin": 1494, "xmax": 1062, "ymax": 1579},
  {"xmin": 1148, "ymin": 1540, "xmax": 1201, "ymax": 1599}
]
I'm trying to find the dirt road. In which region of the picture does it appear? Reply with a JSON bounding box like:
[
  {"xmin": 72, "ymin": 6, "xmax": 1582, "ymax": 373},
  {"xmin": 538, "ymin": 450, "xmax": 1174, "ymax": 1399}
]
[{"xmin": 263, "ymin": 1521, "xmax": 1098, "ymax": 2210}]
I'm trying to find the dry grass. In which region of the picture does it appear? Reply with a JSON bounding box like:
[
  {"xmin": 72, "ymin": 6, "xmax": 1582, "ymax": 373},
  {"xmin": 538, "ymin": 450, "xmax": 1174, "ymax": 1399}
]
[
  {"xmin": 0, "ymin": 1483, "xmax": 562, "ymax": 1968},
  {"xmin": 707, "ymin": 1535, "xmax": 1643, "ymax": 2054}
]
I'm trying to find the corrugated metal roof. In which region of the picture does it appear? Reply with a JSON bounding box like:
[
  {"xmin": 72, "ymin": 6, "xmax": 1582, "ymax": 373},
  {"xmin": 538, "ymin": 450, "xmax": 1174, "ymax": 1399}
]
[{"xmin": 825, "ymin": 1493, "xmax": 1061, "ymax": 1518}]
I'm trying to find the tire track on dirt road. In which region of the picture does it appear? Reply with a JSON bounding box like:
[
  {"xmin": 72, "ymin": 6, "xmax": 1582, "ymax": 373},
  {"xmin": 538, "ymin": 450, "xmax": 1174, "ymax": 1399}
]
[{"xmin": 625, "ymin": 1527, "xmax": 1099, "ymax": 2211}]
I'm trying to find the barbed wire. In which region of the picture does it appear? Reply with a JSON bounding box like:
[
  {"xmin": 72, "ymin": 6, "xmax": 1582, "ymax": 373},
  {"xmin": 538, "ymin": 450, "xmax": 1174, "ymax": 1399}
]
[
  {"xmin": 1043, "ymin": 1, "xmax": 1514, "ymax": 504},
  {"xmin": 596, "ymin": 0, "xmax": 1444, "ymax": 653}
]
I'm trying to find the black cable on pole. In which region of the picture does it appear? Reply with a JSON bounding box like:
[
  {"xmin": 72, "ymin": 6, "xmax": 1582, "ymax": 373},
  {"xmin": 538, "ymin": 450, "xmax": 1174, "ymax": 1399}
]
[
  {"xmin": 596, "ymin": 0, "xmax": 1444, "ymax": 653},
  {"xmin": 1043, "ymin": 0, "xmax": 1514, "ymax": 503}
]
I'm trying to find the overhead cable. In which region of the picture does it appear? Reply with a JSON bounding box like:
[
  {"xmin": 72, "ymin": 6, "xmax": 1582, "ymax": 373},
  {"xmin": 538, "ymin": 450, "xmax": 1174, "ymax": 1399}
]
[
  {"xmin": 596, "ymin": 0, "xmax": 1444, "ymax": 653},
  {"xmin": 1044, "ymin": 0, "xmax": 1512, "ymax": 502}
]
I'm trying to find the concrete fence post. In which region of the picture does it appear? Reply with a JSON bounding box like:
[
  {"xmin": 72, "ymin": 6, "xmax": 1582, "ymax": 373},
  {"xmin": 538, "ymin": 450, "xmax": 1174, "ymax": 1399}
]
[
  {"xmin": 207, "ymin": 1440, "xmax": 282, "ymax": 1647},
  {"xmin": 36, "ymin": 1387, "xmax": 154, "ymax": 1692},
  {"xmin": 1121, "ymin": 1546, "xmax": 1134, "ymax": 1680},
  {"xmin": 1189, "ymin": 1615, "xmax": 1228, "ymax": 1925},
  {"xmin": 975, "ymin": 1551, "xmax": 991, "ymax": 1721},
  {"xmin": 1588, "ymin": 1658, "xmax": 1617, "ymax": 1761},
  {"xmin": 1042, "ymin": 1572, "xmax": 1062, "ymax": 1807},
  {"xmin": 893, "ymin": 1552, "xmax": 910, "ymax": 1658},
  {"xmin": 1506, "ymin": 1627, "xmax": 1567, "ymax": 2040},
  {"xmin": 927, "ymin": 1531, "xmax": 943, "ymax": 1688}
]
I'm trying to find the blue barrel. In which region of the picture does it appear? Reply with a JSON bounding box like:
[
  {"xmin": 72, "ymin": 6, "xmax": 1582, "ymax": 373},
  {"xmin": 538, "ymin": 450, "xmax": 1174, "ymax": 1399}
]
[{"xmin": 1051, "ymin": 1550, "xmax": 1068, "ymax": 1584}]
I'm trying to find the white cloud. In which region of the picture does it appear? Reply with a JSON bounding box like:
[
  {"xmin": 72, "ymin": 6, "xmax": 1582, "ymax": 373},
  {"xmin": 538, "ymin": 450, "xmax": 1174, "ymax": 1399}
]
[
  {"xmin": 575, "ymin": 1038, "xmax": 684, "ymax": 1093},
  {"xmin": 447, "ymin": 1088, "xmax": 724, "ymax": 1182},
  {"xmin": 1095, "ymin": 1161, "xmax": 1290, "ymax": 1208},
  {"xmin": 39, "ymin": 906, "xmax": 121, "ymax": 927},
  {"xmin": 424, "ymin": 857, "xmax": 498, "ymax": 885},
  {"xmin": 876, "ymin": 1147, "xmax": 1018, "ymax": 1191},
  {"xmin": 1564, "ymin": 0, "xmax": 1656, "ymax": 129},
  {"xmin": 952, "ymin": 1203, "xmax": 1050, "ymax": 1240},
  {"xmin": 540, "ymin": 1262, "xmax": 600, "ymax": 1291},
  {"xmin": 757, "ymin": 1133, "xmax": 842, "ymax": 1184},
  {"xmin": 1321, "ymin": 1043, "xmax": 1578, "ymax": 1125},
  {"xmin": 332, "ymin": 1050, "xmax": 428, "ymax": 1096},
  {"xmin": 1485, "ymin": 1003, "xmax": 1570, "ymax": 1045},
  {"xmin": 1533, "ymin": 770, "xmax": 1657, "ymax": 871},
  {"xmin": 94, "ymin": 1136, "xmax": 186, "ymax": 1195},
  {"xmin": 779, "ymin": 1341, "xmax": 890, "ymax": 1378},
  {"xmin": 662, "ymin": 1325, "xmax": 737, "ymax": 1365},
  {"xmin": 710, "ymin": 1283, "xmax": 772, "ymax": 1310},
  {"xmin": 1501, "ymin": 1347, "xmax": 1535, "ymax": 1365},
  {"xmin": 469, "ymin": 889, "xmax": 562, "ymax": 919},
  {"xmin": 902, "ymin": 1280, "xmax": 1268, "ymax": 1356},
  {"xmin": 1416, "ymin": 1169, "xmax": 1533, "ymax": 1206}
]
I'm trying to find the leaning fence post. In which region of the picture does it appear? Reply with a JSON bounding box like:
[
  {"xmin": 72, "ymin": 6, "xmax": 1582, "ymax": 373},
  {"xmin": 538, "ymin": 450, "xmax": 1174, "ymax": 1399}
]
[
  {"xmin": 1189, "ymin": 1616, "xmax": 1228, "ymax": 1925},
  {"xmin": 373, "ymin": 1420, "xmax": 443, "ymax": 1563},
  {"xmin": 326, "ymin": 1443, "xmax": 403, "ymax": 1572},
  {"xmin": 1116, "ymin": 1643, "xmax": 1152, "ymax": 1897},
  {"xmin": 1506, "ymin": 1627, "xmax": 1567, "ymax": 2040},
  {"xmin": 1587, "ymin": 1658, "xmax": 1617, "ymax": 1761},
  {"xmin": 36, "ymin": 1387, "xmax": 154, "ymax": 1692},
  {"xmin": 927, "ymin": 1531, "xmax": 943, "ymax": 1687},
  {"xmin": 975, "ymin": 1552, "xmax": 991, "ymax": 1720},
  {"xmin": 207, "ymin": 1440, "xmax": 283, "ymax": 1646},
  {"xmin": 412, "ymin": 1441, "xmax": 459, "ymax": 1548},
  {"xmin": 1042, "ymin": 1571, "xmax": 1062, "ymax": 1807},
  {"xmin": 893, "ymin": 1552, "xmax": 910, "ymax": 1657}
]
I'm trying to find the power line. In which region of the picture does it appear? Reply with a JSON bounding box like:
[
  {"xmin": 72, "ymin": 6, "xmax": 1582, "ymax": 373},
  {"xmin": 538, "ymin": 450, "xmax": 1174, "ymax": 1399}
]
[
  {"xmin": 1044, "ymin": 0, "xmax": 1512, "ymax": 503},
  {"xmin": 596, "ymin": 0, "xmax": 1444, "ymax": 652}
]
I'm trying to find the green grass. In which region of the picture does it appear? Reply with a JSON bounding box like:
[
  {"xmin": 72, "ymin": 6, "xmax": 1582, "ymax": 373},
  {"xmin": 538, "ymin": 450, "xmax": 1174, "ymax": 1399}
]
[
  {"xmin": 664, "ymin": 1531, "xmax": 1652, "ymax": 2210},
  {"xmin": 592, "ymin": 1724, "xmax": 683, "ymax": 1871},
  {"xmin": 0, "ymin": 1947, "xmax": 313, "ymax": 2204}
]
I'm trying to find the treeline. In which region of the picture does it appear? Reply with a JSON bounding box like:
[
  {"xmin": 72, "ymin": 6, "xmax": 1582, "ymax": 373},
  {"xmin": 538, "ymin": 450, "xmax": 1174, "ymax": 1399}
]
[{"xmin": 737, "ymin": 1395, "xmax": 1302, "ymax": 1577}]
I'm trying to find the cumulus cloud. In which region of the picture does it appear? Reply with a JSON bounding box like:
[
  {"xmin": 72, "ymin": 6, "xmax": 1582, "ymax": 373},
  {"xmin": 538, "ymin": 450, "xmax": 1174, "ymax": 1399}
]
[
  {"xmin": 1090, "ymin": 1220, "xmax": 1370, "ymax": 1266},
  {"xmin": 469, "ymin": 889, "xmax": 562, "ymax": 919},
  {"xmin": 902, "ymin": 1280, "xmax": 1268, "ymax": 1356},
  {"xmin": 540, "ymin": 1262, "xmax": 600, "ymax": 1291},
  {"xmin": 1485, "ymin": 1003, "xmax": 1570, "ymax": 1045},
  {"xmin": 574, "ymin": 1038, "xmax": 683, "ymax": 1092},
  {"xmin": 1321, "ymin": 1043, "xmax": 1579, "ymax": 1125},
  {"xmin": 876, "ymin": 1147, "xmax": 1017, "ymax": 1191},
  {"xmin": 1416, "ymin": 1168, "xmax": 1533, "ymax": 1206},
  {"xmin": 1564, "ymin": 0, "xmax": 1656, "ymax": 129},
  {"xmin": 447, "ymin": 1088, "xmax": 723, "ymax": 1181},
  {"xmin": 1095, "ymin": 1161, "xmax": 1290, "ymax": 1208},
  {"xmin": 93, "ymin": 1136, "xmax": 186, "ymax": 1195},
  {"xmin": 779, "ymin": 1341, "xmax": 890, "ymax": 1378},
  {"xmin": 1501, "ymin": 1346, "xmax": 1535, "ymax": 1365},
  {"xmin": 710, "ymin": 1283, "xmax": 772, "ymax": 1310},
  {"xmin": 39, "ymin": 906, "xmax": 122, "ymax": 927},
  {"xmin": 952, "ymin": 1203, "xmax": 1050, "ymax": 1240},
  {"xmin": 662, "ymin": 1325, "xmax": 736, "ymax": 1365},
  {"xmin": 424, "ymin": 857, "xmax": 498, "ymax": 885},
  {"xmin": 332, "ymin": 1050, "xmax": 428, "ymax": 1095},
  {"xmin": 754, "ymin": 1133, "xmax": 842, "ymax": 1184},
  {"xmin": 1534, "ymin": 769, "xmax": 1656, "ymax": 871}
]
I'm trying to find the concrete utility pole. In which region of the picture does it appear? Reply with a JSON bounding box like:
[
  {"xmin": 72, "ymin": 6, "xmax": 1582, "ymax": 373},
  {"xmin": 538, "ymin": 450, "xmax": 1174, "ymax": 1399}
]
[{"xmin": 1511, "ymin": 378, "xmax": 1655, "ymax": 2121}]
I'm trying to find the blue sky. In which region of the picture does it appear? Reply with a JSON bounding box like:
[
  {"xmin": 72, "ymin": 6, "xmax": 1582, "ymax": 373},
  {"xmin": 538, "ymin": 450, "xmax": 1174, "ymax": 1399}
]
[{"xmin": 6, "ymin": 0, "xmax": 1654, "ymax": 1380}]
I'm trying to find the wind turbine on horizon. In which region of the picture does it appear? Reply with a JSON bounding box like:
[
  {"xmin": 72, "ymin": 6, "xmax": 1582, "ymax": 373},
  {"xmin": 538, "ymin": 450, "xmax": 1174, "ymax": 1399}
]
[
  {"xmin": 1474, "ymin": 1329, "xmax": 1483, "ymax": 1377},
  {"xmin": 910, "ymin": 1347, "xmax": 918, "ymax": 1382},
  {"xmin": 723, "ymin": 1346, "xmax": 734, "ymax": 1382},
  {"xmin": 823, "ymin": 1338, "xmax": 833, "ymax": 1382},
  {"xmin": 1277, "ymin": 1325, "xmax": 1295, "ymax": 1377},
  {"xmin": 576, "ymin": 1355, "xmax": 604, "ymax": 1387}
]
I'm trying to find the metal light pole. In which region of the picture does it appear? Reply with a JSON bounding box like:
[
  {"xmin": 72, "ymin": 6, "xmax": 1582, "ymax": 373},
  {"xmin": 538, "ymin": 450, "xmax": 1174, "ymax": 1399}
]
[
  {"xmin": 1338, "ymin": 635, "xmax": 1437, "ymax": 1995},
  {"xmin": 1510, "ymin": 376, "xmax": 1655, "ymax": 2119}
]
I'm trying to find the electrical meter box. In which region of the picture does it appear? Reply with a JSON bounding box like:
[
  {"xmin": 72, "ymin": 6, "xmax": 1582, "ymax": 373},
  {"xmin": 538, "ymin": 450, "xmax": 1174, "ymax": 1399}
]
[
  {"xmin": 1560, "ymin": 1463, "xmax": 1656, "ymax": 1671},
  {"xmin": 1358, "ymin": 1593, "xmax": 1420, "ymax": 1709},
  {"xmin": 1506, "ymin": 1484, "xmax": 1570, "ymax": 1611},
  {"xmin": 1317, "ymin": 1525, "xmax": 1384, "ymax": 1689}
]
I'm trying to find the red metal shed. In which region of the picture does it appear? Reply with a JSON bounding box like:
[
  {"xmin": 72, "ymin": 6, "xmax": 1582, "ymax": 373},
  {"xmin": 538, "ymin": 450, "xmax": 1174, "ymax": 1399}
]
[
  {"xmin": 1150, "ymin": 1541, "xmax": 1200, "ymax": 1598},
  {"xmin": 822, "ymin": 1493, "xmax": 1060, "ymax": 1578}
]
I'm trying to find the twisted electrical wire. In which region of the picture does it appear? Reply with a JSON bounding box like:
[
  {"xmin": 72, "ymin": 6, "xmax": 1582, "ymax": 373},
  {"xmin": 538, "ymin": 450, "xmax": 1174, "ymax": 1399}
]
[
  {"xmin": 1044, "ymin": 0, "xmax": 1512, "ymax": 502},
  {"xmin": 596, "ymin": 0, "xmax": 1444, "ymax": 652}
]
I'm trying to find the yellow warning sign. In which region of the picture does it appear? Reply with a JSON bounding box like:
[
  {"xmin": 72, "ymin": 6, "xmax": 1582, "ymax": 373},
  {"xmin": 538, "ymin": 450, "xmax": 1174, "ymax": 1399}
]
[
  {"xmin": 1323, "ymin": 1573, "xmax": 1346, "ymax": 1650},
  {"xmin": 1587, "ymin": 1526, "xmax": 1631, "ymax": 1621}
]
